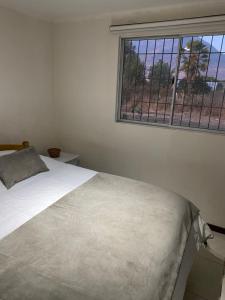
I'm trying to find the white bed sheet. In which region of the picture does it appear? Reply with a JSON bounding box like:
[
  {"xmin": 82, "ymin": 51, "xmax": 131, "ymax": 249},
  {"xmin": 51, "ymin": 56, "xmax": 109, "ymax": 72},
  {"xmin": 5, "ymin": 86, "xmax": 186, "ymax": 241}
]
[{"xmin": 0, "ymin": 156, "xmax": 97, "ymax": 240}]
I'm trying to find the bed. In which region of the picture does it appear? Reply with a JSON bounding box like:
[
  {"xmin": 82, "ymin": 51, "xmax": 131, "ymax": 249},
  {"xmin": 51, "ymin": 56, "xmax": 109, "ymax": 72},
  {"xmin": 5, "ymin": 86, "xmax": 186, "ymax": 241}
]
[{"xmin": 0, "ymin": 142, "xmax": 211, "ymax": 300}]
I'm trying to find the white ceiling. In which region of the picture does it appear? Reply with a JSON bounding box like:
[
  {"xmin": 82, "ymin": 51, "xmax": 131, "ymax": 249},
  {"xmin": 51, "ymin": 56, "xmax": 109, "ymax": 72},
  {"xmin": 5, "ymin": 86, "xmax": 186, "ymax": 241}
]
[{"xmin": 0, "ymin": 0, "xmax": 217, "ymax": 22}]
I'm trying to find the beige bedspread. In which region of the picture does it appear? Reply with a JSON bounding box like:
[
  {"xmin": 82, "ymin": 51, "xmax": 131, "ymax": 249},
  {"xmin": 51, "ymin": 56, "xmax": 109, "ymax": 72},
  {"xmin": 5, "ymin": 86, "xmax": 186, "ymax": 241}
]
[{"xmin": 0, "ymin": 173, "xmax": 199, "ymax": 300}]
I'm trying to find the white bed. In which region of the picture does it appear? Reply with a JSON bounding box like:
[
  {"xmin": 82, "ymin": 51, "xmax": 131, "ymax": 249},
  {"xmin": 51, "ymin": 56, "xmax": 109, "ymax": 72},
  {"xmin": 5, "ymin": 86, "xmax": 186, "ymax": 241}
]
[
  {"xmin": 0, "ymin": 152, "xmax": 209, "ymax": 299},
  {"xmin": 0, "ymin": 156, "xmax": 97, "ymax": 240}
]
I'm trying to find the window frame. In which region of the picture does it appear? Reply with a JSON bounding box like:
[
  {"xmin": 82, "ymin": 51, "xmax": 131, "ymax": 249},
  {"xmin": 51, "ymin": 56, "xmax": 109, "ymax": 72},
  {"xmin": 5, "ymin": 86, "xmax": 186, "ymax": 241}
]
[{"xmin": 115, "ymin": 32, "xmax": 225, "ymax": 135}]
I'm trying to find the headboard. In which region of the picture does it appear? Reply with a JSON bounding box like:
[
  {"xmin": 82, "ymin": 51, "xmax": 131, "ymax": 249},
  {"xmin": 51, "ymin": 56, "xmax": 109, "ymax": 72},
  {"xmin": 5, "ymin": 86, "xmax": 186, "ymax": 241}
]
[{"xmin": 0, "ymin": 141, "xmax": 30, "ymax": 151}]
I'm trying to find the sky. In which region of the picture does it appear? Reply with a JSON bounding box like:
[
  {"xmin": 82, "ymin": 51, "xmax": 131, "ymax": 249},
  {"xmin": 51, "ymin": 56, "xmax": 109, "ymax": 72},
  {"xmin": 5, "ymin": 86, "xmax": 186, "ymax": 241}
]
[
  {"xmin": 131, "ymin": 35, "xmax": 225, "ymax": 53},
  {"xmin": 202, "ymin": 35, "xmax": 225, "ymax": 52}
]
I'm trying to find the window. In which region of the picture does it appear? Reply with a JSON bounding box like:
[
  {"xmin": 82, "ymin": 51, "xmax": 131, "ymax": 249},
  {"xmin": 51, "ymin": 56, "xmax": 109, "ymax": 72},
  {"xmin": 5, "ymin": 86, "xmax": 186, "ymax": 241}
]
[{"xmin": 117, "ymin": 34, "xmax": 225, "ymax": 132}]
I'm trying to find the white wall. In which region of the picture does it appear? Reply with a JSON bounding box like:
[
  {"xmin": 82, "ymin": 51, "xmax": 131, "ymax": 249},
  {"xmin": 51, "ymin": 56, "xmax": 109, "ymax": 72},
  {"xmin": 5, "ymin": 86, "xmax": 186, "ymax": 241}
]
[
  {"xmin": 0, "ymin": 7, "xmax": 57, "ymax": 152},
  {"xmin": 1, "ymin": 4, "xmax": 224, "ymax": 228},
  {"xmin": 54, "ymin": 5, "xmax": 225, "ymax": 228}
]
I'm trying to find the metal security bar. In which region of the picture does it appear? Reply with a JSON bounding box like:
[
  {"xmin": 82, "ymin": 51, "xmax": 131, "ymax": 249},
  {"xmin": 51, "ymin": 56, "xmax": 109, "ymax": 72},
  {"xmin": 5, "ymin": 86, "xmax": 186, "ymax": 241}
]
[{"xmin": 117, "ymin": 34, "xmax": 225, "ymax": 132}]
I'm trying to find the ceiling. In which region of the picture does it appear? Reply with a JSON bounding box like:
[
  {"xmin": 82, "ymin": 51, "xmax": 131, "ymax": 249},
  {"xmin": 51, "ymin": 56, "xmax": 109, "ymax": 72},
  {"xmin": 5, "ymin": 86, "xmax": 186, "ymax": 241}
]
[{"xmin": 0, "ymin": 0, "xmax": 218, "ymax": 22}]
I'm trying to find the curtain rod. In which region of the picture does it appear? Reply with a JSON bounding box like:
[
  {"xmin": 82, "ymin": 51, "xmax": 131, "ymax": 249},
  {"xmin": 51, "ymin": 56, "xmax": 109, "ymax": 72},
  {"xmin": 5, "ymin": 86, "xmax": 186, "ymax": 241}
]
[{"xmin": 110, "ymin": 14, "xmax": 225, "ymax": 32}]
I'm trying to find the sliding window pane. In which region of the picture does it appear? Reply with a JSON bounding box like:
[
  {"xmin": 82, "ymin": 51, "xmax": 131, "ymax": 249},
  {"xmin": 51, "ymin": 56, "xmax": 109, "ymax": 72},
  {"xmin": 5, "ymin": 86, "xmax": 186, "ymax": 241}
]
[
  {"xmin": 172, "ymin": 34, "xmax": 225, "ymax": 131},
  {"xmin": 119, "ymin": 37, "xmax": 179, "ymax": 124}
]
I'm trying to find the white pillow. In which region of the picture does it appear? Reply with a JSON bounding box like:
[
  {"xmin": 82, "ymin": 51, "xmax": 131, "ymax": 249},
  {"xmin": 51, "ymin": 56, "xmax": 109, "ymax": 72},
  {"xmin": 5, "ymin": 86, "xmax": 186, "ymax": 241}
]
[{"xmin": 0, "ymin": 150, "xmax": 15, "ymax": 157}]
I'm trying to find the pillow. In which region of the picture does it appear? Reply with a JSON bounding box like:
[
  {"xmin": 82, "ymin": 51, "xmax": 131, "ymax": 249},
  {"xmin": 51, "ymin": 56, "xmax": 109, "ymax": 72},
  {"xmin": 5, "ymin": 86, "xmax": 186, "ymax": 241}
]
[
  {"xmin": 0, "ymin": 150, "xmax": 15, "ymax": 157},
  {"xmin": 0, "ymin": 147, "xmax": 49, "ymax": 189}
]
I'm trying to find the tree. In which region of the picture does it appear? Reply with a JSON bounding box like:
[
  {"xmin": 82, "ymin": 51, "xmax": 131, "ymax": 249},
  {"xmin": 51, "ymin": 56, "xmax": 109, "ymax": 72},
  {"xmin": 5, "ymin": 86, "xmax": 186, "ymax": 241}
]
[
  {"xmin": 177, "ymin": 77, "xmax": 211, "ymax": 95},
  {"xmin": 180, "ymin": 40, "xmax": 209, "ymax": 97},
  {"xmin": 180, "ymin": 40, "xmax": 209, "ymax": 82},
  {"xmin": 123, "ymin": 41, "xmax": 145, "ymax": 87},
  {"xmin": 148, "ymin": 60, "xmax": 174, "ymax": 96}
]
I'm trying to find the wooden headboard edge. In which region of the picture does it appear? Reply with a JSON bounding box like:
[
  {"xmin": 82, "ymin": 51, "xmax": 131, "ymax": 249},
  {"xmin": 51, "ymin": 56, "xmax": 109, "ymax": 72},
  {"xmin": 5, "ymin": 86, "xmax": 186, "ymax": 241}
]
[{"xmin": 0, "ymin": 141, "xmax": 30, "ymax": 151}]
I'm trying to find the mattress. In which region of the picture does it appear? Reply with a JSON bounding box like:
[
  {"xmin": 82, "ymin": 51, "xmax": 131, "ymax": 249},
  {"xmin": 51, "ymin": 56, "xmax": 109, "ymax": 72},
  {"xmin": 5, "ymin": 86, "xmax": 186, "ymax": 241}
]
[{"xmin": 0, "ymin": 156, "xmax": 202, "ymax": 299}]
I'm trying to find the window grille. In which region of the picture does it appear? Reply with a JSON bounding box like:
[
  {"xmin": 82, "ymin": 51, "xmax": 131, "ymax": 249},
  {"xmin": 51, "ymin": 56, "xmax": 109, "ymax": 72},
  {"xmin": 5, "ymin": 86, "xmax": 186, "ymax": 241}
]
[{"xmin": 117, "ymin": 34, "xmax": 225, "ymax": 132}]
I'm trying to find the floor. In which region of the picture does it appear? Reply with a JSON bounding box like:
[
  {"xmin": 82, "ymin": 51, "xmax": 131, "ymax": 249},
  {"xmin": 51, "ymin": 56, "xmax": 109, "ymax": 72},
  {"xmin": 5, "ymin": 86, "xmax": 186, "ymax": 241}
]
[{"xmin": 184, "ymin": 232, "xmax": 225, "ymax": 300}]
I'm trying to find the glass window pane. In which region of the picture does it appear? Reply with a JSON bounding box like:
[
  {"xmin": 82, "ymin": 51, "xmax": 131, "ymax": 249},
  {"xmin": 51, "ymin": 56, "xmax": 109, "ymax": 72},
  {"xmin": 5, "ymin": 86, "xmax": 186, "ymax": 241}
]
[
  {"xmin": 147, "ymin": 39, "xmax": 156, "ymax": 53},
  {"xmin": 155, "ymin": 39, "xmax": 165, "ymax": 53},
  {"xmin": 139, "ymin": 40, "xmax": 148, "ymax": 53},
  {"xmin": 202, "ymin": 35, "xmax": 213, "ymax": 51},
  {"xmin": 211, "ymin": 35, "xmax": 224, "ymax": 52},
  {"xmin": 131, "ymin": 40, "xmax": 140, "ymax": 53},
  {"xmin": 207, "ymin": 53, "xmax": 220, "ymax": 78},
  {"xmin": 119, "ymin": 34, "xmax": 225, "ymax": 132},
  {"xmin": 221, "ymin": 36, "xmax": 225, "ymax": 52},
  {"xmin": 209, "ymin": 108, "xmax": 220, "ymax": 129},
  {"xmin": 181, "ymin": 36, "xmax": 192, "ymax": 52},
  {"xmin": 173, "ymin": 39, "xmax": 179, "ymax": 53},
  {"xmin": 172, "ymin": 105, "xmax": 182, "ymax": 125},
  {"xmin": 164, "ymin": 38, "xmax": 174, "ymax": 53},
  {"xmin": 180, "ymin": 106, "xmax": 191, "ymax": 127},
  {"xmin": 190, "ymin": 106, "xmax": 201, "ymax": 127},
  {"xmin": 219, "ymin": 109, "xmax": 225, "ymax": 130},
  {"xmin": 217, "ymin": 55, "xmax": 225, "ymax": 80}
]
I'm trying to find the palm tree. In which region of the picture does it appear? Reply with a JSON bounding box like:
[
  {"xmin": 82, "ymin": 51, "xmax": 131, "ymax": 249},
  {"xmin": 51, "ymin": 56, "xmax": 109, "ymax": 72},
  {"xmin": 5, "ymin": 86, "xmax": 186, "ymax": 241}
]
[{"xmin": 180, "ymin": 40, "xmax": 209, "ymax": 96}]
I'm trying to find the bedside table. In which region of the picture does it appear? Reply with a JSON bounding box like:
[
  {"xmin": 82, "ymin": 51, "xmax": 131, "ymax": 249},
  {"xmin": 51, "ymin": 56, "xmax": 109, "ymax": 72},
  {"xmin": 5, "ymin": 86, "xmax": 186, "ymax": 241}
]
[{"xmin": 51, "ymin": 152, "xmax": 80, "ymax": 166}]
